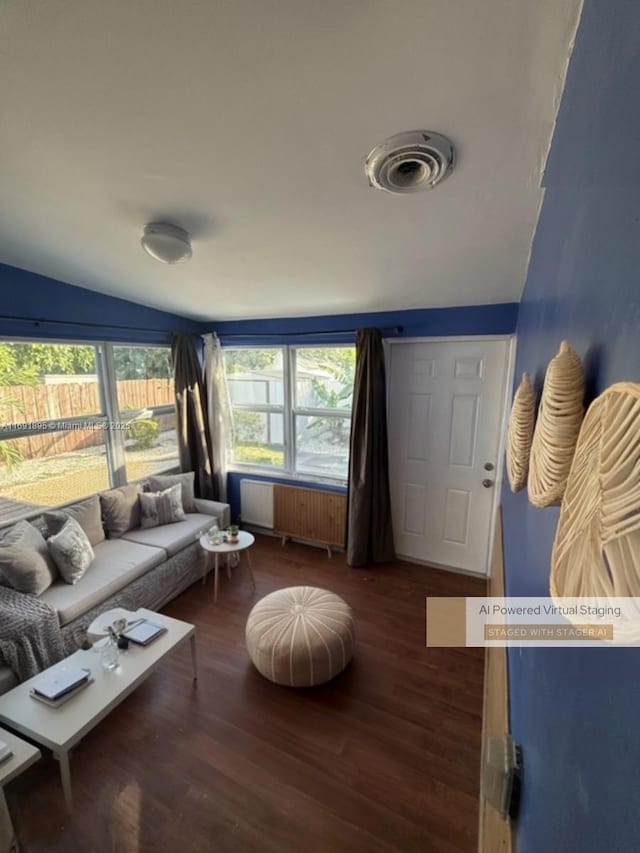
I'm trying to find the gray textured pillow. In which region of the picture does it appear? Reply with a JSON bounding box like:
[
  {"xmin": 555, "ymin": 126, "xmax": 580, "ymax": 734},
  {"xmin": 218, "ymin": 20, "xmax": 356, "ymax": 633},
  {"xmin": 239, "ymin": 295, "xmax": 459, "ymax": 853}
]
[
  {"xmin": 47, "ymin": 517, "xmax": 94, "ymax": 584},
  {"xmin": 99, "ymin": 484, "xmax": 142, "ymax": 538},
  {"xmin": 44, "ymin": 494, "xmax": 105, "ymax": 546},
  {"xmin": 0, "ymin": 521, "xmax": 58, "ymax": 595},
  {"xmin": 139, "ymin": 484, "xmax": 186, "ymax": 529},
  {"xmin": 147, "ymin": 472, "xmax": 196, "ymax": 513}
]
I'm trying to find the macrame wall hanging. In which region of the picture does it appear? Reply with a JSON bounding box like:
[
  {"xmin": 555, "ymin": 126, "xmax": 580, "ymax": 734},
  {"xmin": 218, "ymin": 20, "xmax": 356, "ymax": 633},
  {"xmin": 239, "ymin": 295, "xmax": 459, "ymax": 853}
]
[
  {"xmin": 506, "ymin": 372, "xmax": 535, "ymax": 492},
  {"xmin": 551, "ymin": 382, "xmax": 640, "ymax": 599},
  {"xmin": 528, "ymin": 341, "xmax": 584, "ymax": 508}
]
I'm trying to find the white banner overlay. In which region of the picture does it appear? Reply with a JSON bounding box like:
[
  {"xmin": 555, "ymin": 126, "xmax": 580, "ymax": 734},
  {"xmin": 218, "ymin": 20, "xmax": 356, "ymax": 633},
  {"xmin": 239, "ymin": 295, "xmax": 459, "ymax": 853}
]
[{"xmin": 464, "ymin": 597, "xmax": 640, "ymax": 647}]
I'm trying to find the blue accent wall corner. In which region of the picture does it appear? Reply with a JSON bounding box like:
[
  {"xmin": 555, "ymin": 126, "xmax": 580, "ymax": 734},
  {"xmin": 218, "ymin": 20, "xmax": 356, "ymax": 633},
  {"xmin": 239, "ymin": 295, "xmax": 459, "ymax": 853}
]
[{"xmin": 501, "ymin": 3, "xmax": 640, "ymax": 851}]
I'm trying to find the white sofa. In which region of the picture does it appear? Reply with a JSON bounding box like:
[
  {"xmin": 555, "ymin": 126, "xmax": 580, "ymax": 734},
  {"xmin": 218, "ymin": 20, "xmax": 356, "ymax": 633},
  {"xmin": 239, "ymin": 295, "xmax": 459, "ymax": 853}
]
[{"xmin": 0, "ymin": 492, "xmax": 229, "ymax": 694}]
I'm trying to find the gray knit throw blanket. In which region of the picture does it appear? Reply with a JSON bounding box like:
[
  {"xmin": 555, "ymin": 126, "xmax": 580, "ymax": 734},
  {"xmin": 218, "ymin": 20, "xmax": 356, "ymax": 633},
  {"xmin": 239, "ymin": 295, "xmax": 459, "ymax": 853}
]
[{"xmin": 0, "ymin": 586, "xmax": 66, "ymax": 682}]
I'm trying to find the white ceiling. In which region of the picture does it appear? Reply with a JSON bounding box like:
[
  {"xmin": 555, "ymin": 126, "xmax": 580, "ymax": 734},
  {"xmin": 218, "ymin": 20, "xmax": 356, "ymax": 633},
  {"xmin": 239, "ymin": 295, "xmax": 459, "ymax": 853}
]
[{"xmin": 1, "ymin": 0, "xmax": 581, "ymax": 321}]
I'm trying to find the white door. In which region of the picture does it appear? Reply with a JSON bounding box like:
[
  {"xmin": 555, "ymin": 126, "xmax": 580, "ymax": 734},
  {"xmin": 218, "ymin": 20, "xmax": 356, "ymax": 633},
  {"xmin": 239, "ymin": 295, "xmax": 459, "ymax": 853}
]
[{"xmin": 387, "ymin": 339, "xmax": 510, "ymax": 575}]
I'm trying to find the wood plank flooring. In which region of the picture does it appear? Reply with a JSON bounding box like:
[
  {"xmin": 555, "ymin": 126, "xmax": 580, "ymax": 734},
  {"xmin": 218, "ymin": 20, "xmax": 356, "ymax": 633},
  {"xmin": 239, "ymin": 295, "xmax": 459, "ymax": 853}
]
[{"xmin": 7, "ymin": 534, "xmax": 486, "ymax": 853}]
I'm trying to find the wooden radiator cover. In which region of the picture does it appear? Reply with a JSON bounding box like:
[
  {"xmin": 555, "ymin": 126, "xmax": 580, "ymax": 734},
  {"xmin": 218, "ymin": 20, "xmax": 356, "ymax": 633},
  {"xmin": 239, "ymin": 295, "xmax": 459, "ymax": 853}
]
[{"xmin": 273, "ymin": 484, "xmax": 346, "ymax": 553}]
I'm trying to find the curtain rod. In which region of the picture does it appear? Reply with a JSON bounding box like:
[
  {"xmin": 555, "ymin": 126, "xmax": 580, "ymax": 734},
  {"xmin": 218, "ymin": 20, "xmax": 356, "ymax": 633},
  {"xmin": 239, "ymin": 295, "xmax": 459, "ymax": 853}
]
[
  {"xmin": 217, "ymin": 326, "xmax": 403, "ymax": 338},
  {"xmin": 0, "ymin": 313, "xmax": 189, "ymax": 336}
]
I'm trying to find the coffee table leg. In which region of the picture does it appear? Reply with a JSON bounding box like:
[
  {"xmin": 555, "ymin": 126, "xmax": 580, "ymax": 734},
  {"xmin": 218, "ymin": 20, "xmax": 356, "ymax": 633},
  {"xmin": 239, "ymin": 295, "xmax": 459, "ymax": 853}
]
[
  {"xmin": 226, "ymin": 555, "xmax": 232, "ymax": 580},
  {"xmin": 190, "ymin": 634, "xmax": 198, "ymax": 683},
  {"xmin": 214, "ymin": 554, "xmax": 219, "ymax": 603},
  {"xmin": 56, "ymin": 750, "xmax": 73, "ymax": 811},
  {"xmin": 245, "ymin": 549, "xmax": 256, "ymax": 591}
]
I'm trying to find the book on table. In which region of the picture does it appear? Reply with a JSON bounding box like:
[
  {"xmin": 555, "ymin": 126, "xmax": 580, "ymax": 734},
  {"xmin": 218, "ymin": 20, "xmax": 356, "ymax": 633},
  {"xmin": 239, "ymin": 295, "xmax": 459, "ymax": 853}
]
[
  {"xmin": 32, "ymin": 667, "xmax": 92, "ymax": 701},
  {"xmin": 121, "ymin": 619, "xmax": 167, "ymax": 646}
]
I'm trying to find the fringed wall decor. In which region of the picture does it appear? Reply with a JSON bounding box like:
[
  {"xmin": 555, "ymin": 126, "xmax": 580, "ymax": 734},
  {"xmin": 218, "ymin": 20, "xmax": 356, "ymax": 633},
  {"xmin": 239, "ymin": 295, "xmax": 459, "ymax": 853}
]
[
  {"xmin": 506, "ymin": 372, "xmax": 535, "ymax": 492},
  {"xmin": 528, "ymin": 341, "xmax": 584, "ymax": 507},
  {"xmin": 551, "ymin": 382, "xmax": 640, "ymax": 604}
]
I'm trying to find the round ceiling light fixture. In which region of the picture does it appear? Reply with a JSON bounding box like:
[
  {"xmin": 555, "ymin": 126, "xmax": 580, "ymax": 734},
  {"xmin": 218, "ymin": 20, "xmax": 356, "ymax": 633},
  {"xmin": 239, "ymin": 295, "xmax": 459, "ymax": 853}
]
[
  {"xmin": 141, "ymin": 222, "xmax": 192, "ymax": 264},
  {"xmin": 365, "ymin": 130, "xmax": 455, "ymax": 194}
]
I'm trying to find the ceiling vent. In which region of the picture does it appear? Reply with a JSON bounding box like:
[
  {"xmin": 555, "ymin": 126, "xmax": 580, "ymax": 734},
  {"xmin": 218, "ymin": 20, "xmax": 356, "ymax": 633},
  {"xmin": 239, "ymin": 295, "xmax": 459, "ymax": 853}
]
[{"xmin": 365, "ymin": 130, "xmax": 455, "ymax": 194}]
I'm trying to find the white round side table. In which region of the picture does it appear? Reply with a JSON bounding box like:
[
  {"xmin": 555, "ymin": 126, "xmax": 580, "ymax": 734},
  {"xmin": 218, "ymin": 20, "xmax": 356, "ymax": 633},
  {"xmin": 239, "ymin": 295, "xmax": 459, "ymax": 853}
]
[{"xmin": 199, "ymin": 530, "xmax": 256, "ymax": 603}]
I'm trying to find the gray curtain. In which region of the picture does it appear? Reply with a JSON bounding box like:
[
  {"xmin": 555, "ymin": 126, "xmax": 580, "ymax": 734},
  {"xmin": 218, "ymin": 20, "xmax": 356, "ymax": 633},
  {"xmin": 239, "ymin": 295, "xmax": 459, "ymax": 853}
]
[
  {"xmin": 171, "ymin": 334, "xmax": 217, "ymax": 501},
  {"xmin": 346, "ymin": 328, "xmax": 395, "ymax": 566}
]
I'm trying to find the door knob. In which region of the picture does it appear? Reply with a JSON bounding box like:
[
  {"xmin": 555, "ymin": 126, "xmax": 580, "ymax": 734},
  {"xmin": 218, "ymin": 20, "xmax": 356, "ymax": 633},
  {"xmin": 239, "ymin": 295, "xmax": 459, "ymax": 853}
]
[
  {"xmin": 484, "ymin": 462, "xmax": 494, "ymax": 471},
  {"xmin": 482, "ymin": 479, "xmax": 494, "ymax": 488}
]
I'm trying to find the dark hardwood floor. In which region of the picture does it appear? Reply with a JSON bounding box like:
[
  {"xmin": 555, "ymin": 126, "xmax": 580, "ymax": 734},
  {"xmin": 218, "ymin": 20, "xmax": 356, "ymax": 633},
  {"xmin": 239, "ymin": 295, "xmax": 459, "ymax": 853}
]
[{"xmin": 7, "ymin": 534, "xmax": 486, "ymax": 853}]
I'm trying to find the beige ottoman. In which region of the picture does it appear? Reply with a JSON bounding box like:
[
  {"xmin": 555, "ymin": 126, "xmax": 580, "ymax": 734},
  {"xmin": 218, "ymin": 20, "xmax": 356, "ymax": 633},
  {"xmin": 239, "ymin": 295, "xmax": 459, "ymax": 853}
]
[{"xmin": 246, "ymin": 586, "xmax": 355, "ymax": 687}]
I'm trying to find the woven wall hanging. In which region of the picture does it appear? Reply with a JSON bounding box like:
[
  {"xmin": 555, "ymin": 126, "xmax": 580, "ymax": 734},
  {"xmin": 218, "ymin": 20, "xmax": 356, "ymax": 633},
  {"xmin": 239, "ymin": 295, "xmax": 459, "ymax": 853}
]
[
  {"xmin": 528, "ymin": 341, "xmax": 584, "ymax": 507},
  {"xmin": 506, "ymin": 372, "xmax": 535, "ymax": 492},
  {"xmin": 551, "ymin": 382, "xmax": 640, "ymax": 601}
]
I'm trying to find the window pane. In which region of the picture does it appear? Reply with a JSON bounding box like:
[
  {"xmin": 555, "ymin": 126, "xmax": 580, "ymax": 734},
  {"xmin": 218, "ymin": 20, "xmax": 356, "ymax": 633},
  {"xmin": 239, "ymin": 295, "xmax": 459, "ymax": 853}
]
[
  {"xmin": 295, "ymin": 347, "xmax": 355, "ymax": 410},
  {"xmin": 232, "ymin": 410, "xmax": 284, "ymax": 467},
  {"xmin": 225, "ymin": 349, "xmax": 284, "ymax": 407},
  {"xmin": 113, "ymin": 346, "xmax": 179, "ymax": 477},
  {"xmin": 0, "ymin": 429, "xmax": 109, "ymax": 523},
  {"xmin": 123, "ymin": 411, "xmax": 180, "ymax": 479},
  {"xmin": 114, "ymin": 346, "xmax": 175, "ymax": 413},
  {"xmin": 0, "ymin": 342, "xmax": 101, "ymax": 422},
  {"xmin": 295, "ymin": 415, "xmax": 350, "ymax": 479}
]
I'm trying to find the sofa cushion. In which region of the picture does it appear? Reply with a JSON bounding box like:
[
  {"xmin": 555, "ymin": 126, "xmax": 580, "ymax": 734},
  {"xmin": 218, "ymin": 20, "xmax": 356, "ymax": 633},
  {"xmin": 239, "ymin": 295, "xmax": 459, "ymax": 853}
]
[
  {"xmin": 100, "ymin": 484, "xmax": 142, "ymax": 538},
  {"xmin": 40, "ymin": 539, "xmax": 166, "ymax": 625},
  {"xmin": 139, "ymin": 484, "xmax": 186, "ymax": 528},
  {"xmin": 147, "ymin": 472, "xmax": 197, "ymax": 512},
  {"xmin": 0, "ymin": 521, "xmax": 58, "ymax": 595},
  {"xmin": 121, "ymin": 512, "xmax": 214, "ymax": 556},
  {"xmin": 47, "ymin": 517, "xmax": 95, "ymax": 584},
  {"xmin": 44, "ymin": 494, "xmax": 105, "ymax": 547}
]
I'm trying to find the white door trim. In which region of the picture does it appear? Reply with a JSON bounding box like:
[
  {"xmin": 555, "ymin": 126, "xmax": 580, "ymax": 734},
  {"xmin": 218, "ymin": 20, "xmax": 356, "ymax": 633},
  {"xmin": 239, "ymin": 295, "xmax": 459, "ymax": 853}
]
[{"xmin": 385, "ymin": 334, "xmax": 516, "ymax": 576}]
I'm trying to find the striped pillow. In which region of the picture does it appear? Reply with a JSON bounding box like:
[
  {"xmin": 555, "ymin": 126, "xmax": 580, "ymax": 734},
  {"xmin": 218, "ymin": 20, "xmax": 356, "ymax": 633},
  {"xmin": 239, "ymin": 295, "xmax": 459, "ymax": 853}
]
[{"xmin": 139, "ymin": 484, "xmax": 186, "ymax": 529}]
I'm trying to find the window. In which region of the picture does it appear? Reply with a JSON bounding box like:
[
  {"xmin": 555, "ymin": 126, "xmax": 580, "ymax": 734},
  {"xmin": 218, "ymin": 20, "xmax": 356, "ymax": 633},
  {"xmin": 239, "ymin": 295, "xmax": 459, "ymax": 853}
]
[
  {"xmin": 0, "ymin": 340, "xmax": 178, "ymax": 525},
  {"xmin": 113, "ymin": 345, "xmax": 179, "ymax": 479},
  {"xmin": 224, "ymin": 345, "xmax": 355, "ymax": 481}
]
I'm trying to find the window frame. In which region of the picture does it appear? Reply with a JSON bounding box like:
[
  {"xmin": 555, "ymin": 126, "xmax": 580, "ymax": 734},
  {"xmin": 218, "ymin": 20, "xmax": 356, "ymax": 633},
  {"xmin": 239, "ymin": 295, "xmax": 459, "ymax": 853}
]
[
  {"xmin": 0, "ymin": 337, "xmax": 179, "ymax": 527},
  {"xmin": 225, "ymin": 343, "xmax": 354, "ymax": 485}
]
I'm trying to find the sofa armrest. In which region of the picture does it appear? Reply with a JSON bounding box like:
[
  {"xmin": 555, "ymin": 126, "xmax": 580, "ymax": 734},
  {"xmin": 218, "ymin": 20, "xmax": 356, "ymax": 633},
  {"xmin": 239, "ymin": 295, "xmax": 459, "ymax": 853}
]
[{"xmin": 193, "ymin": 498, "xmax": 230, "ymax": 528}]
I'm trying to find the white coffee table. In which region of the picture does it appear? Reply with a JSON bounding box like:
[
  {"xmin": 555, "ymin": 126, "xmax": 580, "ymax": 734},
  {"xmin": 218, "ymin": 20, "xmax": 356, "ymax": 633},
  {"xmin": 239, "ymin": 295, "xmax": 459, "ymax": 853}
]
[
  {"xmin": 0, "ymin": 608, "xmax": 196, "ymax": 811},
  {"xmin": 199, "ymin": 530, "xmax": 256, "ymax": 602},
  {"xmin": 0, "ymin": 728, "xmax": 40, "ymax": 853}
]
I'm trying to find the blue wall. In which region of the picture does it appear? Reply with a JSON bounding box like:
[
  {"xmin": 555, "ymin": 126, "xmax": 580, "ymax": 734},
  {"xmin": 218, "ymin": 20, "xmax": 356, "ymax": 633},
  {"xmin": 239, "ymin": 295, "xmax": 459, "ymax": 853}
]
[
  {"xmin": 0, "ymin": 263, "xmax": 200, "ymax": 344},
  {"xmin": 501, "ymin": 3, "xmax": 640, "ymax": 851},
  {"xmin": 211, "ymin": 302, "xmax": 517, "ymax": 346}
]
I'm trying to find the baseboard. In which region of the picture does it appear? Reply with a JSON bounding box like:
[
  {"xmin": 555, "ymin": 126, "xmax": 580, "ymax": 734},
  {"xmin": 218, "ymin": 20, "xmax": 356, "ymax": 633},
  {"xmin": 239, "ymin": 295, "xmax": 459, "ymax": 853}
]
[
  {"xmin": 478, "ymin": 508, "xmax": 514, "ymax": 853},
  {"xmin": 396, "ymin": 554, "xmax": 486, "ymax": 579}
]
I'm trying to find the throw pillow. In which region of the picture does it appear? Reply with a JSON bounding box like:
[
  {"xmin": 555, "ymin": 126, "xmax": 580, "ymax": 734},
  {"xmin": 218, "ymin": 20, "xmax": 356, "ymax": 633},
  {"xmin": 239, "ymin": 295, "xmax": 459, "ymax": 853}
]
[
  {"xmin": 139, "ymin": 484, "xmax": 186, "ymax": 529},
  {"xmin": 43, "ymin": 494, "xmax": 105, "ymax": 546},
  {"xmin": 147, "ymin": 472, "xmax": 197, "ymax": 513},
  {"xmin": 99, "ymin": 484, "xmax": 142, "ymax": 538},
  {"xmin": 0, "ymin": 521, "xmax": 58, "ymax": 596},
  {"xmin": 47, "ymin": 517, "xmax": 94, "ymax": 584}
]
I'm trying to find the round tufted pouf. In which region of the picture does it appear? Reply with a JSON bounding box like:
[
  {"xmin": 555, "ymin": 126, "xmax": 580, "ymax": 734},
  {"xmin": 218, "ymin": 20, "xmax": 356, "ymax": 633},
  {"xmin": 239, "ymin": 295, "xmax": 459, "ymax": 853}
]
[{"xmin": 245, "ymin": 586, "xmax": 355, "ymax": 687}]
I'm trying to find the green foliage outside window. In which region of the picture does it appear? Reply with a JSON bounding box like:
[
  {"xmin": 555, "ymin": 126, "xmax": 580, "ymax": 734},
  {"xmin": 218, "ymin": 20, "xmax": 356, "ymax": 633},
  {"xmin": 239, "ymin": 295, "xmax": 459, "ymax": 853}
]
[
  {"xmin": 233, "ymin": 444, "xmax": 284, "ymax": 466},
  {"xmin": 0, "ymin": 343, "xmax": 174, "ymax": 385},
  {"xmin": 224, "ymin": 349, "xmax": 279, "ymax": 374},
  {"xmin": 128, "ymin": 418, "xmax": 160, "ymax": 449}
]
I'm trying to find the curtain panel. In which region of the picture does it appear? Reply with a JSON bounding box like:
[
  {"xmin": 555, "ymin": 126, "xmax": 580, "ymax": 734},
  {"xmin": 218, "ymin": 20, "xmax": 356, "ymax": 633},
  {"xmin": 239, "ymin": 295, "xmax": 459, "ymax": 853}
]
[
  {"xmin": 346, "ymin": 328, "xmax": 395, "ymax": 566},
  {"xmin": 171, "ymin": 333, "xmax": 217, "ymax": 501},
  {"xmin": 203, "ymin": 332, "xmax": 233, "ymax": 502}
]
